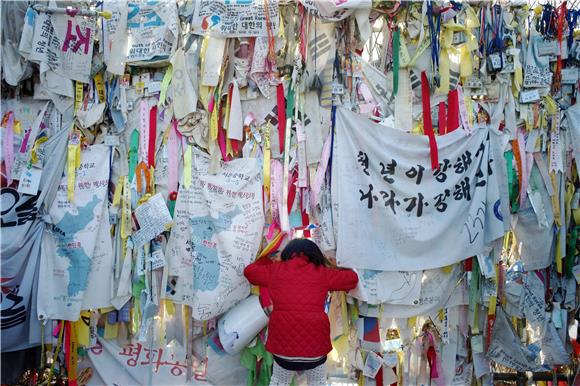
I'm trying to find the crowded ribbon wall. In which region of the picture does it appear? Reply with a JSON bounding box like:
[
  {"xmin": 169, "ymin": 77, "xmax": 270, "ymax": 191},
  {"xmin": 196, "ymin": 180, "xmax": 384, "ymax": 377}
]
[{"xmin": 1, "ymin": 0, "xmax": 580, "ymax": 385}]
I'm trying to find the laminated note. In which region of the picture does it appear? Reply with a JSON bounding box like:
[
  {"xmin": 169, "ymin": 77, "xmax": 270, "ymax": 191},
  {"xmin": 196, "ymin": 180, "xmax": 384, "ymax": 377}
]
[{"xmin": 132, "ymin": 193, "xmax": 173, "ymax": 248}]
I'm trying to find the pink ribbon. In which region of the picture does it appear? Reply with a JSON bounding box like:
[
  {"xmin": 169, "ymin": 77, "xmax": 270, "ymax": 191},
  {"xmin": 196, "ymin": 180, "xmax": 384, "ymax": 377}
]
[
  {"xmin": 270, "ymin": 159, "xmax": 283, "ymax": 227},
  {"xmin": 139, "ymin": 100, "xmax": 149, "ymax": 164},
  {"xmin": 4, "ymin": 112, "xmax": 15, "ymax": 185},
  {"xmin": 168, "ymin": 119, "xmax": 181, "ymax": 195},
  {"xmin": 310, "ymin": 133, "xmax": 333, "ymax": 210},
  {"xmin": 517, "ymin": 127, "xmax": 529, "ymax": 208}
]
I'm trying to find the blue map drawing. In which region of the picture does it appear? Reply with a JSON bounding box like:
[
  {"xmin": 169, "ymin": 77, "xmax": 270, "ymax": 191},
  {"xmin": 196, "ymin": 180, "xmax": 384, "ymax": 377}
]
[
  {"xmin": 189, "ymin": 206, "xmax": 241, "ymax": 291},
  {"xmin": 362, "ymin": 270, "xmax": 380, "ymax": 280},
  {"xmin": 54, "ymin": 195, "xmax": 100, "ymax": 297}
]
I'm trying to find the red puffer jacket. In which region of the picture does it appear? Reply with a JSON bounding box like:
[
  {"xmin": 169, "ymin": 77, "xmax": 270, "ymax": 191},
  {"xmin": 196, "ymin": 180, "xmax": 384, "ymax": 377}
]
[{"xmin": 244, "ymin": 255, "xmax": 358, "ymax": 358}]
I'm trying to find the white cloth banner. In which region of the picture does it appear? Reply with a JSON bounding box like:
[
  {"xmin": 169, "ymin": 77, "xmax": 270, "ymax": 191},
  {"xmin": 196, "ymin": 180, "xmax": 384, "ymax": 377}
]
[
  {"xmin": 38, "ymin": 145, "xmax": 110, "ymax": 321},
  {"xmin": 87, "ymin": 339, "xmax": 209, "ymax": 386},
  {"xmin": 166, "ymin": 150, "xmax": 264, "ymax": 320},
  {"xmin": 82, "ymin": 203, "xmax": 114, "ymax": 310},
  {"xmin": 350, "ymin": 269, "xmax": 422, "ymax": 305},
  {"xmin": 333, "ymin": 108, "xmax": 504, "ymax": 271},
  {"xmin": 379, "ymin": 265, "xmax": 466, "ymax": 319},
  {"xmin": 190, "ymin": 0, "xmax": 279, "ymax": 38}
]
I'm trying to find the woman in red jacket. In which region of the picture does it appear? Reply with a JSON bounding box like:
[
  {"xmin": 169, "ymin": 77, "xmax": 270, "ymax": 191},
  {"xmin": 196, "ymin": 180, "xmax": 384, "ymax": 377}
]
[{"xmin": 244, "ymin": 238, "xmax": 359, "ymax": 386}]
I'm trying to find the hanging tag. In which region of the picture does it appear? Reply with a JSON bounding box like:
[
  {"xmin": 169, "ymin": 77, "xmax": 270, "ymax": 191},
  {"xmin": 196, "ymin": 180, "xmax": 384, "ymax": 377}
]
[
  {"xmin": 332, "ymin": 83, "xmax": 345, "ymax": 95},
  {"xmin": 471, "ymin": 335, "xmax": 484, "ymax": 354},
  {"xmin": 146, "ymin": 81, "xmax": 162, "ymax": 95},
  {"xmin": 549, "ymin": 127, "xmax": 563, "ymax": 173},
  {"xmin": 109, "ymin": 207, "xmax": 118, "ymax": 225},
  {"xmin": 104, "ymin": 135, "xmax": 120, "ymax": 147},
  {"xmin": 148, "ymin": 248, "xmax": 166, "ymax": 270},
  {"xmin": 519, "ymin": 89, "xmax": 541, "ymax": 104},
  {"xmin": 136, "ymin": 247, "xmax": 146, "ymax": 277},
  {"xmin": 452, "ymin": 31, "xmax": 467, "ymax": 45},
  {"xmin": 561, "ymin": 67, "xmax": 578, "ymax": 84},
  {"xmin": 17, "ymin": 167, "xmax": 42, "ymax": 195},
  {"xmin": 135, "ymin": 82, "xmax": 145, "ymax": 95},
  {"xmin": 463, "ymin": 76, "xmax": 484, "ymax": 89},
  {"xmin": 538, "ymin": 40, "xmax": 556, "ymax": 56},
  {"xmin": 487, "ymin": 53, "xmax": 504, "ymax": 71}
]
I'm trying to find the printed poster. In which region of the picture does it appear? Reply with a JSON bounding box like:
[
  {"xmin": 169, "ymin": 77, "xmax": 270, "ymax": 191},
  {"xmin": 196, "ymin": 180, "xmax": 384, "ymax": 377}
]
[
  {"xmin": 27, "ymin": 10, "xmax": 96, "ymax": 83},
  {"xmin": 166, "ymin": 149, "xmax": 264, "ymax": 320},
  {"xmin": 37, "ymin": 145, "xmax": 110, "ymax": 321},
  {"xmin": 126, "ymin": 0, "xmax": 178, "ymax": 64},
  {"xmin": 333, "ymin": 108, "xmax": 504, "ymax": 271},
  {"xmin": 190, "ymin": 0, "xmax": 279, "ymax": 38}
]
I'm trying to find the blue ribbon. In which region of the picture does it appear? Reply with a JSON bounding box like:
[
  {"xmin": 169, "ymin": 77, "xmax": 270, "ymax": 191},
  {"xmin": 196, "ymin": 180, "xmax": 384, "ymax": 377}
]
[{"xmin": 427, "ymin": 0, "xmax": 441, "ymax": 86}]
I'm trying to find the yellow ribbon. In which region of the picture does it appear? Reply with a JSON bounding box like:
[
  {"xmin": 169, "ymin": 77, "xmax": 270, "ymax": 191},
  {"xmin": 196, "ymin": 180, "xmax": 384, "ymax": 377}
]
[
  {"xmin": 183, "ymin": 144, "xmax": 192, "ymax": 189},
  {"xmin": 67, "ymin": 130, "xmax": 81, "ymax": 202},
  {"xmin": 75, "ymin": 81, "xmax": 83, "ymax": 112},
  {"xmin": 94, "ymin": 72, "xmax": 106, "ymax": 103},
  {"xmin": 112, "ymin": 176, "xmax": 123, "ymax": 207},
  {"xmin": 30, "ymin": 136, "xmax": 48, "ymax": 164},
  {"xmin": 263, "ymin": 122, "xmax": 271, "ymax": 200},
  {"xmin": 210, "ymin": 102, "xmax": 219, "ymax": 141},
  {"xmin": 158, "ymin": 64, "xmax": 173, "ymax": 108},
  {"xmin": 257, "ymin": 230, "xmax": 285, "ymax": 259},
  {"xmin": 74, "ymin": 311, "xmax": 91, "ymax": 347},
  {"xmin": 120, "ymin": 175, "xmax": 132, "ymax": 239}
]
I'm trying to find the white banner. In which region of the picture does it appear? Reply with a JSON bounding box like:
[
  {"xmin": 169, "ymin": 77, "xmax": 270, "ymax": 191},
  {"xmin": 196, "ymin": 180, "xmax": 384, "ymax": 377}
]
[
  {"xmin": 190, "ymin": 0, "xmax": 279, "ymax": 38},
  {"xmin": 379, "ymin": 265, "xmax": 466, "ymax": 319},
  {"xmin": 350, "ymin": 270, "xmax": 422, "ymax": 305},
  {"xmin": 87, "ymin": 339, "xmax": 194, "ymax": 386},
  {"xmin": 333, "ymin": 108, "xmax": 504, "ymax": 271},
  {"xmin": 38, "ymin": 145, "xmax": 110, "ymax": 321},
  {"xmin": 166, "ymin": 150, "xmax": 264, "ymax": 320}
]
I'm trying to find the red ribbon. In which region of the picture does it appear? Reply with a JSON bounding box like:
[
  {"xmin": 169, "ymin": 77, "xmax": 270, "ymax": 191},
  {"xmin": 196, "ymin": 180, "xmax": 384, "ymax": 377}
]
[
  {"xmin": 287, "ymin": 170, "xmax": 298, "ymax": 213},
  {"xmin": 438, "ymin": 102, "xmax": 447, "ymax": 135},
  {"xmin": 447, "ymin": 89, "xmax": 460, "ymax": 132},
  {"xmin": 556, "ymin": 2, "xmax": 567, "ymax": 83},
  {"xmin": 299, "ymin": 190, "xmax": 310, "ymax": 238},
  {"xmin": 421, "ymin": 72, "xmax": 439, "ymax": 170},
  {"xmin": 375, "ymin": 352, "xmax": 383, "ymax": 386},
  {"xmin": 148, "ymin": 106, "xmax": 157, "ymax": 167},
  {"xmin": 277, "ymin": 83, "xmax": 286, "ymax": 154}
]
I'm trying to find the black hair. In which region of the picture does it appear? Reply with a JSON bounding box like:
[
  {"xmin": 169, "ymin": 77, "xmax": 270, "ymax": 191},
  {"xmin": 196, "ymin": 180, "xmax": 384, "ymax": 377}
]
[{"xmin": 280, "ymin": 238, "xmax": 328, "ymax": 266}]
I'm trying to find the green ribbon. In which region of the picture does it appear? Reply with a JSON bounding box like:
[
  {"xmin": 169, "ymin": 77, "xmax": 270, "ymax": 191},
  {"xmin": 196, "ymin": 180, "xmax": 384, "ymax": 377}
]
[
  {"xmin": 168, "ymin": 199, "xmax": 176, "ymax": 218},
  {"xmin": 468, "ymin": 257, "xmax": 481, "ymax": 331},
  {"xmin": 128, "ymin": 129, "xmax": 139, "ymax": 182},
  {"xmin": 240, "ymin": 338, "xmax": 272, "ymax": 386},
  {"xmin": 505, "ymin": 151, "xmax": 519, "ymax": 213},
  {"xmin": 393, "ymin": 30, "xmax": 400, "ymax": 96}
]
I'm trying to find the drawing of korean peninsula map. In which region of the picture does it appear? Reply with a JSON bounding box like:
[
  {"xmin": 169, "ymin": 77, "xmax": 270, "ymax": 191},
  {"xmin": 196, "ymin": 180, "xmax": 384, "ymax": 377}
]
[
  {"xmin": 38, "ymin": 145, "xmax": 110, "ymax": 321},
  {"xmin": 166, "ymin": 150, "xmax": 264, "ymax": 320}
]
